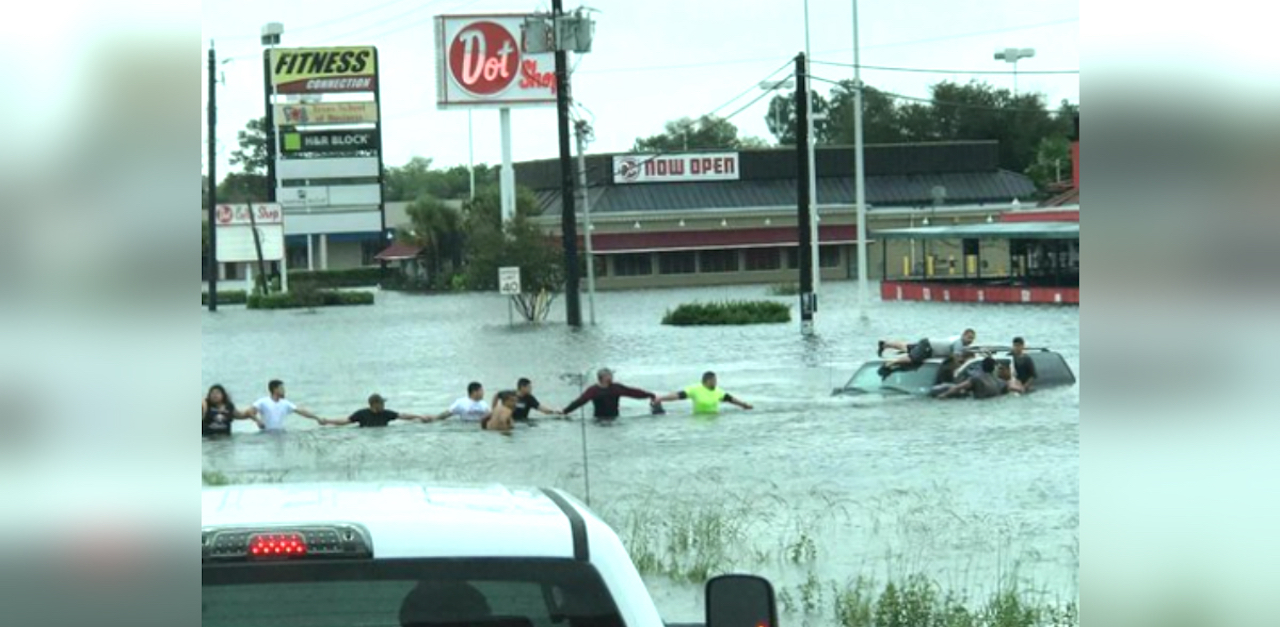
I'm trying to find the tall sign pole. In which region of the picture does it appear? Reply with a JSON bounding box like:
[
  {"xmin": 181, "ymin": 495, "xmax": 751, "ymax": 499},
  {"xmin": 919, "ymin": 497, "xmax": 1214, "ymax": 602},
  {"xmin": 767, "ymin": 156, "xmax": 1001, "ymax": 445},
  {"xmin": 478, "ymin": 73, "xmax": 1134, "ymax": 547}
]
[
  {"xmin": 207, "ymin": 42, "xmax": 219, "ymax": 313},
  {"xmin": 554, "ymin": 0, "xmax": 583, "ymax": 328},
  {"xmin": 796, "ymin": 53, "xmax": 815, "ymax": 337},
  {"xmin": 853, "ymin": 0, "xmax": 871, "ymax": 313}
]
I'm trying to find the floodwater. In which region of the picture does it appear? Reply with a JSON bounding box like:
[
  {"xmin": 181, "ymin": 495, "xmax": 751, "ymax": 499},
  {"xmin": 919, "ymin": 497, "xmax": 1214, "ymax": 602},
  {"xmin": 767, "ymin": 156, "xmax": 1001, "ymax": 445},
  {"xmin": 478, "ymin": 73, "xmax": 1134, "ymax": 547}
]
[{"xmin": 201, "ymin": 283, "xmax": 1079, "ymax": 624}]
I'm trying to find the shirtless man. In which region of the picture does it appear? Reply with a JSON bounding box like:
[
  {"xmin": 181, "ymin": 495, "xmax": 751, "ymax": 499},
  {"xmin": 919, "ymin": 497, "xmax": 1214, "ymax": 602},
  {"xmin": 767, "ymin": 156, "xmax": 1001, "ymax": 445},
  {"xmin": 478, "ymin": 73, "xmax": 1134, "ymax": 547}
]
[{"xmin": 483, "ymin": 391, "xmax": 518, "ymax": 435}]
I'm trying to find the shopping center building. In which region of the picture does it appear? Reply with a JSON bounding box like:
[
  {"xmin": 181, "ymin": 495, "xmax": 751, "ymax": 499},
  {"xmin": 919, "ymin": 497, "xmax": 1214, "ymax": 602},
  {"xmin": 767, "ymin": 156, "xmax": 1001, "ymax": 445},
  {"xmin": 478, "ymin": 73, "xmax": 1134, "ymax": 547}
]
[{"xmin": 521, "ymin": 140, "xmax": 1037, "ymax": 290}]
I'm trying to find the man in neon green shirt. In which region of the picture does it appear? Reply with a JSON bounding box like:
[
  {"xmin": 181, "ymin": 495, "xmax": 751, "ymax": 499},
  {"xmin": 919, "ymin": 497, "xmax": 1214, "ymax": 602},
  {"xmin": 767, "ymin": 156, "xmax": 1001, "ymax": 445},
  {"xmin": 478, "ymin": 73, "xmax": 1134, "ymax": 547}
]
[{"xmin": 655, "ymin": 372, "xmax": 754, "ymax": 415}]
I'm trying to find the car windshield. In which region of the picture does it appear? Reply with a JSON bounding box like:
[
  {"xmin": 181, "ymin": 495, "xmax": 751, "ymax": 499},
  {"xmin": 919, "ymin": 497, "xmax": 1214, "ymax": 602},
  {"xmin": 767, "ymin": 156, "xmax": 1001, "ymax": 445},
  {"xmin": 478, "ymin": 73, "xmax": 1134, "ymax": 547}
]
[
  {"xmin": 846, "ymin": 363, "xmax": 941, "ymax": 394},
  {"xmin": 202, "ymin": 559, "xmax": 624, "ymax": 627}
]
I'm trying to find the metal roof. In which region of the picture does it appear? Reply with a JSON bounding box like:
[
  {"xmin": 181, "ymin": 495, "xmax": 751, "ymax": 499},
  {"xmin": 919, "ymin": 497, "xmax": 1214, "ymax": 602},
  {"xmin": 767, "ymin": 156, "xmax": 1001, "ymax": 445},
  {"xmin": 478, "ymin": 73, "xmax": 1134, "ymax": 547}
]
[
  {"xmin": 874, "ymin": 221, "xmax": 1080, "ymax": 241},
  {"xmin": 535, "ymin": 170, "xmax": 1034, "ymax": 215}
]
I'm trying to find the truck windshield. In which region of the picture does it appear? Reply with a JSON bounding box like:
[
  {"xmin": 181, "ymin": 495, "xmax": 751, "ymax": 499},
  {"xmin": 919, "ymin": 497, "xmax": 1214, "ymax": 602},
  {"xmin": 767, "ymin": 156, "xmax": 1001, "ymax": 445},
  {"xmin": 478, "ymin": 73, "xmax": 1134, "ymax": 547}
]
[{"xmin": 202, "ymin": 558, "xmax": 625, "ymax": 627}]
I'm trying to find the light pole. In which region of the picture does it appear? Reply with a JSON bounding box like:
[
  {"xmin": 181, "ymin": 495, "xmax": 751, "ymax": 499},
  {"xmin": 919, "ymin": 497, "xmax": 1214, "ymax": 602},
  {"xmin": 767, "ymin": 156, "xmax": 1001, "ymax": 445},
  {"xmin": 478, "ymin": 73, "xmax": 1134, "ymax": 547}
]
[
  {"xmin": 760, "ymin": 79, "xmax": 795, "ymax": 145},
  {"xmin": 851, "ymin": 0, "xmax": 870, "ymax": 314},
  {"xmin": 994, "ymin": 47, "xmax": 1035, "ymax": 95}
]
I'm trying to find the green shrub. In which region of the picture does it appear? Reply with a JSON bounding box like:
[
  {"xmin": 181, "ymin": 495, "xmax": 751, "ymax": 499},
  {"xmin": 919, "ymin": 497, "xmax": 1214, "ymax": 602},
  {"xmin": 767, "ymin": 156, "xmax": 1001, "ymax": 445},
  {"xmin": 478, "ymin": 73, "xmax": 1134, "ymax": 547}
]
[
  {"xmin": 201, "ymin": 290, "xmax": 248, "ymax": 306},
  {"xmin": 247, "ymin": 289, "xmax": 375, "ymax": 310},
  {"xmin": 289, "ymin": 267, "xmax": 384, "ymax": 289},
  {"xmin": 662, "ymin": 301, "xmax": 792, "ymax": 326}
]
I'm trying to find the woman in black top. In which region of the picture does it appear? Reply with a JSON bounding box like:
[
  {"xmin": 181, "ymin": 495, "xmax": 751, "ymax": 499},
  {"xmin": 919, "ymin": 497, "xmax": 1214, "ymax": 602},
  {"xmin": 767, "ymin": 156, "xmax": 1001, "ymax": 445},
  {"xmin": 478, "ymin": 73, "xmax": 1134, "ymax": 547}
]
[{"xmin": 202, "ymin": 385, "xmax": 258, "ymax": 437}]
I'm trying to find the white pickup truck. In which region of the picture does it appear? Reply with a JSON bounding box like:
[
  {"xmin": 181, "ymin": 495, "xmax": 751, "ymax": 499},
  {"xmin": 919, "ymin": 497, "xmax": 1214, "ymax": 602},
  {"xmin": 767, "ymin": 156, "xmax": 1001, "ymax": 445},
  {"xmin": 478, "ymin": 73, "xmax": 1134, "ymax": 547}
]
[{"xmin": 202, "ymin": 483, "xmax": 777, "ymax": 627}]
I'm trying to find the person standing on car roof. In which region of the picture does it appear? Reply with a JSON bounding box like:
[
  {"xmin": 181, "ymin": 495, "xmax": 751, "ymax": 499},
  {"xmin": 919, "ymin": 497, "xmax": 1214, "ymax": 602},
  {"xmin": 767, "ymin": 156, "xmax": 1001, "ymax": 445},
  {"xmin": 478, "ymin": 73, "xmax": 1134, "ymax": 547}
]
[{"xmin": 562, "ymin": 369, "xmax": 660, "ymax": 424}]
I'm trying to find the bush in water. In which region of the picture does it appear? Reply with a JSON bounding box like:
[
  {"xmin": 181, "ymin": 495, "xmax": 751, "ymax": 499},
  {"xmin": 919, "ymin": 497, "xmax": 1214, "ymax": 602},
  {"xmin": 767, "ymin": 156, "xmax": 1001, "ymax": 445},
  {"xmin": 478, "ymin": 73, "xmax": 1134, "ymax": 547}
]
[
  {"xmin": 201, "ymin": 290, "xmax": 248, "ymax": 306},
  {"xmin": 246, "ymin": 290, "xmax": 374, "ymax": 310},
  {"xmin": 289, "ymin": 268, "xmax": 384, "ymax": 289},
  {"xmin": 662, "ymin": 301, "xmax": 792, "ymax": 326}
]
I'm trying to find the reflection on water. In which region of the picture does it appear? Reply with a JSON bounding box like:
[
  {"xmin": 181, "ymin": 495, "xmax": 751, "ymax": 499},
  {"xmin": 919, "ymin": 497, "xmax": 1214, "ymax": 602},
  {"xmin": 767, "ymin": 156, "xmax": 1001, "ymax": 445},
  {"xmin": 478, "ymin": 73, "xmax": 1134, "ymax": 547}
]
[{"xmin": 202, "ymin": 284, "xmax": 1079, "ymax": 622}]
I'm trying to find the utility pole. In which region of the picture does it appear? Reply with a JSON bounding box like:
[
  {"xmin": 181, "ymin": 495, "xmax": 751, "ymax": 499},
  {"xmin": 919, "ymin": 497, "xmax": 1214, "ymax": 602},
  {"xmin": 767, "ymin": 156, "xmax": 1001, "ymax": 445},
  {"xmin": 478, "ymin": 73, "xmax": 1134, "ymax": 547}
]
[
  {"xmin": 575, "ymin": 120, "xmax": 597, "ymax": 326},
  {"xmin": 554, "ymin": 0, "xmax": 583, "ymax": 328},
  {"xmin": 796, "ymin": 53, "xmax": 815, "ymax": 337},
  {"xmin": 207, "ymin": 42, "xmax": 219, "ymax": 313}
]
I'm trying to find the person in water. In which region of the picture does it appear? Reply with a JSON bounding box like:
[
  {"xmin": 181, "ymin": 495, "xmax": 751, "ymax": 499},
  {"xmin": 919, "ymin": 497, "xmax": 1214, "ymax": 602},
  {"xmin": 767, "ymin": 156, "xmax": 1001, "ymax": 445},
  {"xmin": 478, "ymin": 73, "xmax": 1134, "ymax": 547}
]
[
  {"xmin": 483, "ymin": 391, "xmax": 518, "ymax": 435},
  {"xmin": 878, "ymin": 330, "xmax": 978, "ymax": 378},
  {"xmin": 432, "ymin": 382, "xmax": 492, "ymax": 424},
  {"xmin": 202, "ymin": 385, "xmax": 261, "ymax": 437},
  {"xmin": 937, "ymin": 357, "xmax": 1025, "ymax": 399},
  {"xmin": 562, "ymin": 369, "xmax": 660, "ymax": 423},
  {"xmin": 655, "ymin": 372, "xmax": 754, "ymax": 415},
  {"xmin": 320, "ymin": 394, "xmax": 427, "ymax": 428},
  {"xmin": 513, "ymin": 378, "xmax": 564, "ymax": 424},
  {"xmin": 1010, "ymin": 337, "xmax": 1038, "ymax": 392},
  {"xmin": 246, "ymin": 380, "xmax": 324, "ymax": 432}
]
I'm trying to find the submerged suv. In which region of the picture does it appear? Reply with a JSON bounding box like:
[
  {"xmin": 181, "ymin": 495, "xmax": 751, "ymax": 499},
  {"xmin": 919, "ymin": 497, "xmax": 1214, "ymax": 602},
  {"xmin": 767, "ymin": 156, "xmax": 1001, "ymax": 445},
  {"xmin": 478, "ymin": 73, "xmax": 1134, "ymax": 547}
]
[
  {"xmin": 834, "ymin": 348, "xmax": 1078, "ymax": 397},
  {"xmin": 202, "ymin": 483, "xmax": 776, "ymax": 627}
]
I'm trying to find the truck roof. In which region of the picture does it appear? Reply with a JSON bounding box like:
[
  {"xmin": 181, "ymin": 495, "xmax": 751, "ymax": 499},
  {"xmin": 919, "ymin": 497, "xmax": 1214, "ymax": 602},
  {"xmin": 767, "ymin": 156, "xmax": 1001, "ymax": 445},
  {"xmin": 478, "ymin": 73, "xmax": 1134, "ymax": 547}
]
[{"xmin": 202, "ymin": 482, "xmax": 582, "ymax": 561}]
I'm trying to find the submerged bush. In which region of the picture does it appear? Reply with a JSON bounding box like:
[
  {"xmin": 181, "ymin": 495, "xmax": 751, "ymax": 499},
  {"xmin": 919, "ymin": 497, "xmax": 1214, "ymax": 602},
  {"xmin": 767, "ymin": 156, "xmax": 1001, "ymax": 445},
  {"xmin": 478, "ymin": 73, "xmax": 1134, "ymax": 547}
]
[
  {"xmin": 662, "ymin": 301, "xmax": 792, "ymax": 326},
  {"xmin": 247, "ymin": 289, "xmax": 374, "ymax": 310},
  {"xmin": 290, "ymin": 268, "xmax": 384, "ymax": 289},
  {"xmin": 201, "ymin": 290, "xmax": 248, "ymax": 306}
]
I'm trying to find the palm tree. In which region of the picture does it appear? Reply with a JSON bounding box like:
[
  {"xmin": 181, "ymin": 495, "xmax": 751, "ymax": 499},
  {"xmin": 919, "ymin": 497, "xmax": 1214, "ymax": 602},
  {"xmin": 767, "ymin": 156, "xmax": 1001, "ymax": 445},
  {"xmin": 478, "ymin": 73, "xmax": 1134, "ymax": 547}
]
[{"xmin": 405, "ymin": 196, "xmax": 464, "ymax": 281}]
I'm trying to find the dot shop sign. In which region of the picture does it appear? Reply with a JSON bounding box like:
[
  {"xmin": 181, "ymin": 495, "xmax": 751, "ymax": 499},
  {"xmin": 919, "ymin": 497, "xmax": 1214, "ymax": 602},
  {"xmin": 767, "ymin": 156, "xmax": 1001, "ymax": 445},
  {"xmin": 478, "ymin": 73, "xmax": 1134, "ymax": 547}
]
[
  {"xmin": 434, "ymin": 15, "xmax": 557, "ymax": 108},
  {"xmin": 613, "ymin": 153, "xmax": 742, "ymax": 184}
]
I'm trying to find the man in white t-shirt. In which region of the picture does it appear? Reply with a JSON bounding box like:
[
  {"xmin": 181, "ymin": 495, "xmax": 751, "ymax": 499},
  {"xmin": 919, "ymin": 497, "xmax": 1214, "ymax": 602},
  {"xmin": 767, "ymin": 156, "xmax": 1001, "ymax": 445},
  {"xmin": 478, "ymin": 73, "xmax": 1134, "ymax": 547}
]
[
  {"xmin": 248, "ymin": 380, "xmax": 324, "ymax": 432},
  {"xmin": 431, "ymin": 382, "xmax": 491, "ymax": 424}
]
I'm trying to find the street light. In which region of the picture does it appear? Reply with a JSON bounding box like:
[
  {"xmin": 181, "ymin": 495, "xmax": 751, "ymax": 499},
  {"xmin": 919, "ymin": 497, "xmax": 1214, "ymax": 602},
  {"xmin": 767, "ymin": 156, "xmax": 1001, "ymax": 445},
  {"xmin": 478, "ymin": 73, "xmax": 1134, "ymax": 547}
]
[
  {"xmin": 760, "ymin": 79, "xmax": 796, "ymax": 144},
  {"xmin": 994, "ymin": 47, "xmax": 1035, "ymax": 95}
]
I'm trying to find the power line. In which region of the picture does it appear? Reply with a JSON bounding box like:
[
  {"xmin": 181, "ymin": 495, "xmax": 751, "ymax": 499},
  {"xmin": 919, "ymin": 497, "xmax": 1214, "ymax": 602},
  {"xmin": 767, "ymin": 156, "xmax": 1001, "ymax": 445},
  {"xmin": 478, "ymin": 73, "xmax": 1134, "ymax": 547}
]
[
  {"xmin": 809, "ymin": 74, "xmax": 1074, "ymax": 114},
  {"xmin": 811, "ymin": 60, "xmax": 1079, "ymax": 75},
  {"xmin": 575, "ymin": 18, "xmax": 1078, "ymax": 76},
  {"xmin": 859, "ymin": 17, "xmax": 1078, "ymax": 51}
]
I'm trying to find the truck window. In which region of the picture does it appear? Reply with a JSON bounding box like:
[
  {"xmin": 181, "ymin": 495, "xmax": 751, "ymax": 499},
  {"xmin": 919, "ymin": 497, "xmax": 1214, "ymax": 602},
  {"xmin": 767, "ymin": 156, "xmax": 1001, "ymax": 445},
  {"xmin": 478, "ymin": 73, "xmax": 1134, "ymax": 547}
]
[{"xmin": 202, "ymin": 559, "xmax": 625, "ymax": 627}]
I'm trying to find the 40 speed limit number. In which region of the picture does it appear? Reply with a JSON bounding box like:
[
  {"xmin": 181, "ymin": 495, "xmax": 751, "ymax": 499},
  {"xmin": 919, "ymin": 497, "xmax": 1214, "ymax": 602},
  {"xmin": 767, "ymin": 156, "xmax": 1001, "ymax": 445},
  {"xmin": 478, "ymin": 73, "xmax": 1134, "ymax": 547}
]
[{"xmin": 499, "ymin": 267, "xmax": 522, "ymax": 296}]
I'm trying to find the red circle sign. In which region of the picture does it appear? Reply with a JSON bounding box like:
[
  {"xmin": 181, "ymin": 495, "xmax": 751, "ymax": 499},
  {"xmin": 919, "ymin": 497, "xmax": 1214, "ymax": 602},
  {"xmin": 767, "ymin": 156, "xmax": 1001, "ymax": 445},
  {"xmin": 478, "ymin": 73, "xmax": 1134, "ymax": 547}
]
[{"xmin": 448, "ymin": 21, "xmax": 520, "ymax": 97}]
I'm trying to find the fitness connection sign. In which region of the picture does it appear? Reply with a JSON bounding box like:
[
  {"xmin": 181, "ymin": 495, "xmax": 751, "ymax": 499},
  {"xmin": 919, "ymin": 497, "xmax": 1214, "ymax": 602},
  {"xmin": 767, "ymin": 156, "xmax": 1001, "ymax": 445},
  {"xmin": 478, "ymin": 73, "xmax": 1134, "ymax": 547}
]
[
  {"xmin": 270, "ymin": 47, "xmax": 379, "ymax": 94},
  {"xmin": 434, "ymin": 15, "xmax": 558, "ymax": 108}
]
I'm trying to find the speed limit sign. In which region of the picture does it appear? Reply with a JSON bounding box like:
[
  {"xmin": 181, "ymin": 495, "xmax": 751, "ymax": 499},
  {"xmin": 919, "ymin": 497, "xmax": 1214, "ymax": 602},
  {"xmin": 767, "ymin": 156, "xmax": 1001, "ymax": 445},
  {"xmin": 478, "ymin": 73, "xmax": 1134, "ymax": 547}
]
[{"xmin": 499, "ymin": 267, "xmax": 522, "ymax": 296}]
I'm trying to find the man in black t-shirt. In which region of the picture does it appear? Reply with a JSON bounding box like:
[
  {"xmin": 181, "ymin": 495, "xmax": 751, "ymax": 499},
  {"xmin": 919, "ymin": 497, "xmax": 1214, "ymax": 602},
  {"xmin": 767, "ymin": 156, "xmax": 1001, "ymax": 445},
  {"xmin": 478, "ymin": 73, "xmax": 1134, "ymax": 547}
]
[
  {"xmin": 321, "ymin": 395, "xmax": 426, "ymax": 428},
  {"xmin": 513, "ymin": 378, "xmax": 564, "ymax": 424},
  {"xmin": 1011, "ymin": 337, "xmax": 1038, "ymax": 391}
]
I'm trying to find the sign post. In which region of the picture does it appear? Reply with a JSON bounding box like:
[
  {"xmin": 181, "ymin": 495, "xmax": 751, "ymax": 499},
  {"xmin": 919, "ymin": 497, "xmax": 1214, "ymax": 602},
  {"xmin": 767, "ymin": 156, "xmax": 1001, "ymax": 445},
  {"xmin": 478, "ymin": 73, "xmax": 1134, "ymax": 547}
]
[{"xmin": 500, "ymin": 267, "xmax": 522, "ymax": 326}]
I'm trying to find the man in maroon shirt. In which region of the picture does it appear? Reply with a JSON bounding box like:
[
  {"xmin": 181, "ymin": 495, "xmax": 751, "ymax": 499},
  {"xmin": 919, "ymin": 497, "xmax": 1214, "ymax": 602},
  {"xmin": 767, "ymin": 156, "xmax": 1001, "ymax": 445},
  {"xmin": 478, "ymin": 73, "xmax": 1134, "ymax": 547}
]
[{"xmin": 562, "ymin": 369, "xmax": 660, "ymax": 423}]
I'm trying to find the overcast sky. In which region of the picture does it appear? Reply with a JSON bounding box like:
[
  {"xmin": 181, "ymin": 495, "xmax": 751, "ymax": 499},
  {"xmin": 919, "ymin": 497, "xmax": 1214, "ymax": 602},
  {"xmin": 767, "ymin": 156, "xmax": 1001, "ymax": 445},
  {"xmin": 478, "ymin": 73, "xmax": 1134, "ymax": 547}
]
[{"xmin": 201, "ymin": 0, "xmax": 1080, "ymax": 180}]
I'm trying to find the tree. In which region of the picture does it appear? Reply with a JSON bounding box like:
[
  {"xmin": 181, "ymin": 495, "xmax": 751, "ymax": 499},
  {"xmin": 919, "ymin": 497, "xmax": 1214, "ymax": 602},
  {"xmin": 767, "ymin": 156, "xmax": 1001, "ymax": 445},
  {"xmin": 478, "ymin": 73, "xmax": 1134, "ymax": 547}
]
[
  {"xmin": 385, "ymin": 157, "xmax": 500, "ymax": 202},
  {"xmin": 401, "ymin": 195, "xmax": 464, "ymax": 284},
  {"xmin": 763, "ymin": 79, "xmax": 1076, "ymax": 174},
  {"xmin": 230, "ymin": 117, "xmax": 270, "ymax": 175},
  {"xmin": 633, "ymin": 115, "xmax": 762, "ymax": 153},
  {"xmin": 461, "ymin": 187, "xmax": 564, "ymax": 322},
  {"xmin": 1025, "ymin": 135, "xmax": 1073, "ymax": 191}
]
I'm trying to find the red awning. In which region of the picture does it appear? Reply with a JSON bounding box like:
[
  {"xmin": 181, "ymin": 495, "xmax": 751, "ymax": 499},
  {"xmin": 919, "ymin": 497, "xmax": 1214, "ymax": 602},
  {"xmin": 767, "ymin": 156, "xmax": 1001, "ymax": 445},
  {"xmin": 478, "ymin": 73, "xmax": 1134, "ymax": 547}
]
[
  {"xmin": 375, "ymin": 243, "xmax": 423, "ymax": 261},
  {"xmin": 590, "ymin": 225, "xmax": 859, "ymax": 254}
]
